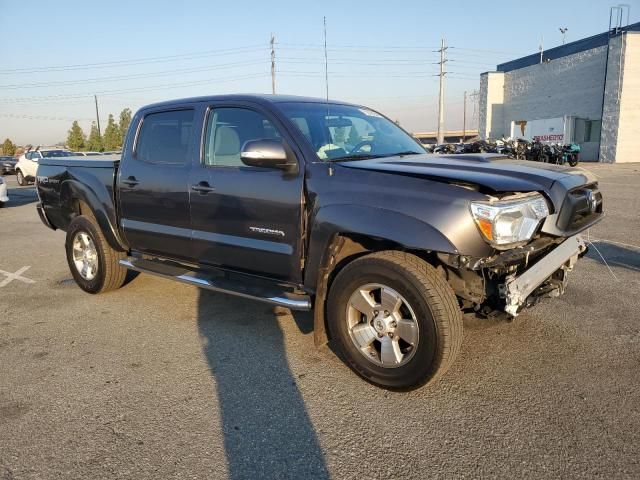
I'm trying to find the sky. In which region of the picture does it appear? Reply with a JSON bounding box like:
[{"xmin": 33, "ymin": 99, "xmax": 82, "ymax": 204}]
[{"xmin": 1, "ymin": 0, "xmax": 638, "ymax": 145}]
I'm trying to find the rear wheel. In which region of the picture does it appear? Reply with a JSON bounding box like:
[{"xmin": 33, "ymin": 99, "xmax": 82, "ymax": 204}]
[
  {"xmin": 65, "ymin": 215, "xmax": 127, "ymax": 294},
  {"xmin": 16, "ymin": 170, "xmax": 26, "ymax": 186},
  {"xmin": 327, "ymin": 251, "xmax": 463, "ymax": 390}
]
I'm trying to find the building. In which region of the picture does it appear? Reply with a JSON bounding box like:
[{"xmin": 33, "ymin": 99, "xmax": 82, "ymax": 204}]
[
  {"xmin": 413, "ymin": 129, "xmax": 478, "ymax": 145},
  {"xmin": 479, "ymin": 22, "xmax": 640, "ymax": 162}
]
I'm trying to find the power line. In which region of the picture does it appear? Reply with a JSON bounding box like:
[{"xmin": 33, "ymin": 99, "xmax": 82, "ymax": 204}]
[
  {"xmin": 0, "ymin": 113, "xmax": 94, "ymax": 122},
  {"xmin": 0, "ymin": 72, "xmax": 270, "ymax": 104},
  {"xmin": 0, "ymin": 44, "xmax": 268, "ymax": 74},
  {"xmin": 0, "ymin": 59, "xmax": 268, "ymax": 90}
]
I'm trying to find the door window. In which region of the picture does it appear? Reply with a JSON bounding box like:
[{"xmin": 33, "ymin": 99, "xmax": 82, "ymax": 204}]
[
  {"xmin": 135, "ymin": 109, "xmax": 194, "ymax": 165},
  {"xmin": 203, "ymin": 108, "xmax": 282, "ymax": 167}
]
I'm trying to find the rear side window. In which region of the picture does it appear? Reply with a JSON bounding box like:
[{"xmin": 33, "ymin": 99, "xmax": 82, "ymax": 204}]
[{"xmin": 136, "ymin": 109, "xmax": 194, "ymax": 165}]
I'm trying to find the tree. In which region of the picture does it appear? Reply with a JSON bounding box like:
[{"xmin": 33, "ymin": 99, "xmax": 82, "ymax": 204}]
[
  {"xmin": 86, "ymin": 122, "xmax": 103, "ymax": 151},
  {"xmin": 102, "ymin": 114, "xmax": 120, "ymax": 150},
  {"xmin": 2, "ymin": 138, "xmax": 16, "ymax": 156},
  {"xmin": 118, "ymin": 108, "xmax": 132, "ymax": 146},
  {"xmin": 66, "ymin": 121, "xmax": 86, "ymax": 151}
]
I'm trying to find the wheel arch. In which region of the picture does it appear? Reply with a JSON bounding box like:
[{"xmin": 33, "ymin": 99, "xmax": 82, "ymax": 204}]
[
  {"xmin": 307, "ymin": 205, "xmax": 458, "ymax": 347},
  {"xmin": 59, "ymin": 179, "xmax": 127, "ymax": 252}
]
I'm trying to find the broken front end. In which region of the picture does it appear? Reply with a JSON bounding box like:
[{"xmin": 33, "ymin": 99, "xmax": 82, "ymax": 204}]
[{"xmin": 439, "ymin": 186, "xmax": 602, "ymax": 318}]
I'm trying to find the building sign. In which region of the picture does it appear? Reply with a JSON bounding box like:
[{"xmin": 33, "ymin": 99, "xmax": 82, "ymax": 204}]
[{"xmin": 510, "ymin": 117, "xmax": 566, "ymax": 143}]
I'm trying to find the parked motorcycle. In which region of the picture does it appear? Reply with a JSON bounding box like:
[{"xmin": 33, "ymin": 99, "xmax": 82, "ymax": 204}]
[{"xmin": 562, "ymin": 143, "xmax": 580, "ymax": 166}]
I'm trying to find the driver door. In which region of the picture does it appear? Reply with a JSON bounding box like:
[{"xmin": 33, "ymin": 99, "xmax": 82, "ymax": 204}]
[{"xmin": 189, "ymin": 104, "xmax": 305, "ymax": 282}]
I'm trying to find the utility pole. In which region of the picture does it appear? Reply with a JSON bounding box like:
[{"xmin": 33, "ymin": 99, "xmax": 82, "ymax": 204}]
[
  {"xmin": 462, "ymin": 90, "xmax": 467, "ymax": 143},
  {"xmin": 270, "ymin": 34, "xmax": 276, "ymax": 95},
  {"xmin": 94, "ymin": 95, "xmax": 101, "ymax": 137},
  {"xmin": 436, "ymin": 37, "xmax": 447, "ymax": 145}
]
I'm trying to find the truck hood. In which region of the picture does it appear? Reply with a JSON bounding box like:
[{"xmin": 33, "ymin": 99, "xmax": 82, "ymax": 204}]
[{"xmin": 338, "ymin": 153, "xmax": 596, "ymax": 193}]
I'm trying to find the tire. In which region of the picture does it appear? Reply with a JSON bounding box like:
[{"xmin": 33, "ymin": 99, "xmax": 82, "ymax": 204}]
[
  {"xmin": 65, "ymin": 215, "xmax": 127, "ymax": 294},
  {"xmin": 327, "ymin": 251, "xmax": 463, "ymax": 390},
  {"xmin": 568, "ymin": 155, "xmax": 579, "ymax": 167},
  {"xmin": 16, "ymin": 170, "xmax": 26, "ymax": 186}
]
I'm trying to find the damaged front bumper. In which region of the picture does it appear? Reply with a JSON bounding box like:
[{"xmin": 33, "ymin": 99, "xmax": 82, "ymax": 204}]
[{"xmin": 500, "ymin": 235, "xmax": 586, "ymax": 316}]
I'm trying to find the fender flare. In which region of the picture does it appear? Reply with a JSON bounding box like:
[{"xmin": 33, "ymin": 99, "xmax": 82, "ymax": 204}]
[
  {"xmin": 60, "ymin": 178, "xmax": 127, "ymax": 252},
  {"xmin": 305, "ymin": 204, "xmax": 458, "ymax": 346},
  {"xmin": 304, "ymin": 204, "xmax": 458, "ymax": 289}
]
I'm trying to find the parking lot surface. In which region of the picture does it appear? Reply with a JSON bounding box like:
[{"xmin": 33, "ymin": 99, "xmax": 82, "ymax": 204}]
[{"xmin": 1, "ymin": 164, "xmax": 639, "ymax": 479}]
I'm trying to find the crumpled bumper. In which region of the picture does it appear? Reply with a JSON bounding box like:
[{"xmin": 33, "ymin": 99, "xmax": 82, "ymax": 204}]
[{"xmin": 501, "ymin": 235, "xmax": 586, "ymax": 316}]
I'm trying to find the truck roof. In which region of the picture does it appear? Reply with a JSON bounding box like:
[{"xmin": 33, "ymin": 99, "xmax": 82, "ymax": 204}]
[{"xmin": 140, "ymin": 94, "xmax": 360, "ymax": 111}]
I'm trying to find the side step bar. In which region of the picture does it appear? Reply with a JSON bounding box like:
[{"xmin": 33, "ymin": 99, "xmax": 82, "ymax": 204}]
[{"xmin": 119, "ymin": 258, "xmax": 312, "ymax": 311}]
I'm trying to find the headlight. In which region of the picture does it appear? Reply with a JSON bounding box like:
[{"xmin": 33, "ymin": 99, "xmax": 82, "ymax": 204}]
[{"xmin": 470, "ymin": 193, "xmax": 549, "ymax": 248}]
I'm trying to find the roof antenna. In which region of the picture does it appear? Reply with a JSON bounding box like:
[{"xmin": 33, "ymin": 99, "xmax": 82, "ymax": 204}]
[
  {"xmin": 323, "ymin": 16, "xmax": 329, "ymax": 105},
  {"xmin": 323, "ymin": 16, "xmax": 334, "ymax": 176}
]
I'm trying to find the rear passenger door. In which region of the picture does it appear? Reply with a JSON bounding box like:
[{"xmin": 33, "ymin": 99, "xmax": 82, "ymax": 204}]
[
  {"xmin": 189, "ymin": 104, "xmax": 305, "ymax": 282},
  {"xmin": 118, "ymin": 108, "xmax": 196, "ymax": 261}
]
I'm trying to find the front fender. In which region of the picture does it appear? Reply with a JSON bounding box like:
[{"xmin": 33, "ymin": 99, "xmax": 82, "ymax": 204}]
[
  {"xmin": 60, "ymin": 178, "xmax": 127, "ymax": 252},
  {"xmin": 303, "ymin": 204, "xmax": 458, "ymax": 289}
]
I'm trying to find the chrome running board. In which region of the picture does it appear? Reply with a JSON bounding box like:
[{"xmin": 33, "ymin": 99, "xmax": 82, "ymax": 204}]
[{"xmin": 119, "ymin": 258, "xmax": 311, "ymax": 310}]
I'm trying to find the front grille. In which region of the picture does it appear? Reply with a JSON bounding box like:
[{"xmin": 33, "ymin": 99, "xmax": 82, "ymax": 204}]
[{"xmin": 556, "ymin": 184, "xmax": 603, "ymax": 232}]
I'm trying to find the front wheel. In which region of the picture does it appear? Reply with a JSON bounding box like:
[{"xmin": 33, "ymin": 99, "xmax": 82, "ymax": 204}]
[
  {"xmin": 568, "ymin": 155, "xmax": 579, "ymax": 167},
  {"xmin": 65, "ymin": 215, "xmax": 127, "ymax": 294},
  {"xmin": 327, "ymin": 251, "xmax": 463, "ymax": 390},
  {"xmin": 16, "ymin": 170, "xmax": 26, "ymax": 186}
]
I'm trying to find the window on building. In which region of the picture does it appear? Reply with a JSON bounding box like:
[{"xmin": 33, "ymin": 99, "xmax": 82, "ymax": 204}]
[
  {"xmin": 574, "ymin": 118, "xmax": 601, "ymax": 143},
  {"xmin": 585, "ymin": 120, "xmax": 601, "ymax": 142}
]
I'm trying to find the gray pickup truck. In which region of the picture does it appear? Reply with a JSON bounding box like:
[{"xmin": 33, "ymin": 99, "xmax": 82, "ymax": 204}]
[{"xmin": 35, "ymin": 94, "xmax": 603, "ymax": 390}]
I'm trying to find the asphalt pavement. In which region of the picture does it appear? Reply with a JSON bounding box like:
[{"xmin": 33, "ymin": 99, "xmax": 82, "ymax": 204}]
[{"xmin": 1, "ymin": 164, "xmax": 639, "ymax": 479}]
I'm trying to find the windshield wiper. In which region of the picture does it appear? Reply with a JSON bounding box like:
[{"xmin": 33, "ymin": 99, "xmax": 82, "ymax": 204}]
[
  {"xmin": 327, "ymin": 154, "xmax": 386, "ymax": 162},
  {"xmin": 389, "ymin": 151, "xmax": 423, "ymax": 157}
]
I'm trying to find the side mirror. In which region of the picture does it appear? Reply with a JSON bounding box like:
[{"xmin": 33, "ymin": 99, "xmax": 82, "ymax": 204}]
[{"xmin": 240, "ymin": 139, "xmax": 298, "ymax": 173}]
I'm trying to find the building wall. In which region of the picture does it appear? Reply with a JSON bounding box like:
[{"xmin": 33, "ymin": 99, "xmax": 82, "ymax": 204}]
[
  {"xmin": 478, "ymin": 72, "xmax": 505, "ymax": 139},
  {"xmin": 502, "ymin": 46, "xmax": 607, "ymax": 161},
  {"xmin": 480, "ymin": 47, "xmax": 608, "ymax": 159},
  {"xmin": 601, "ymin": 32, "xmax": 640, "ymax": 163}
]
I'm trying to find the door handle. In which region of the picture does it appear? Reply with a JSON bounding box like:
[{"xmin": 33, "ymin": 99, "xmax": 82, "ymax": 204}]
[
  {"xmin": 123, "ymin": 176, "xmax": 139, "ymax": 187},
  {"xmin": 191, "ymin": 181, "xmax": 215, "ymax": 194}
]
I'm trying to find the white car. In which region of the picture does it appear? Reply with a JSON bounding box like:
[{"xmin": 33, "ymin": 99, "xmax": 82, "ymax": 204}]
[
  {"xmin": 0, "ymin": 176, "xmax": 8, "ymax": 206},
  {"xmin": 15, "ymin": 148, "xmax": 73, "ymax": 185},
  {"xmin": 74, "ymin": 151, "xmax": 103, "ymax": 156}
]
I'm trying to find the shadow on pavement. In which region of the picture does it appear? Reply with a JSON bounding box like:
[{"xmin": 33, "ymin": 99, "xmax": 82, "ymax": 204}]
[
  {"xmin": 3, "ymin": 185, "xmax": 38, "ymax": 208},
  {"xmin": 197, "ymin": 290, "xmax": 329, "ymax": 479},
  {"xmin": 588, "ymin": 241, "xmax": 640, "ymax": 273}
]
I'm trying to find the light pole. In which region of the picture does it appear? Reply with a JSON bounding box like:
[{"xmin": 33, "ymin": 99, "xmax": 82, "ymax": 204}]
[{"xmin": 559, "ymin": 27, "xmax": 568, "ymax": 45}]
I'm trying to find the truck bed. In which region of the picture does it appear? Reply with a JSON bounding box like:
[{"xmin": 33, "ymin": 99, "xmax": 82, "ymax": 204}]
[{"xmin": 36, "ymin": 156, "xmax": 121, "ymax": 239}]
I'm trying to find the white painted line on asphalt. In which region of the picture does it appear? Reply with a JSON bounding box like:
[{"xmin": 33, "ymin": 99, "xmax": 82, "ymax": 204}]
[{"xmin": 0, "ymin": 266, "xmax": 36, "ymax": 287}]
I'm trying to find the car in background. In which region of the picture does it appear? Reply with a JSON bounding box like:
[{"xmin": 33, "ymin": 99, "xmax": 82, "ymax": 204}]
[
  {"xmin": 15, "ymin": 148, "xmax": 73, "ymax": 185},
  {"xmin": 102, "ymin": 150, "xmax": 122, "ymax": 156},
  {"xmin": 74, "ymin": 151, "xmax": 103, "ymax": 156},
  {"xmin": 0, "ymin": 156, "xmax": 17, "ymax": 175},
  {"xmin": 0, "ymin": 176, "xmax": 8, "ymax": 206}
]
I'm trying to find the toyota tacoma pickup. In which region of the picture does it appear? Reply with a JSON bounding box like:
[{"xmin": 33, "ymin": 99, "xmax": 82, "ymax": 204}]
[{"xmin": 35, "ymin": 94, "xmax": 603, "ymax": 390}]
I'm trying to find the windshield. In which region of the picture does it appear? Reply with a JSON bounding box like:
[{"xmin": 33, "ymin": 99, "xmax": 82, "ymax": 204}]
[
  {"xmin": 41, "ymin": 150, "xmax": 73, "ymax": 158},
  {"xmin": 278, "ymin": 102, "xmax": 425, "ymax": 161}
]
